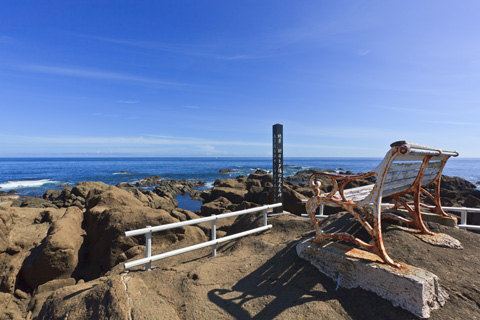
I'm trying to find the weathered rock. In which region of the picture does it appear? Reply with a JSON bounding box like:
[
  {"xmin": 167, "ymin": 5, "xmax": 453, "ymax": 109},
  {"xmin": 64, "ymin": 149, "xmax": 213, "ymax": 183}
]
[
  {"xmin": 219, "ymin": 169, "xmax": 234, "ymax": 174},
  {"xmin": 130, "ymin": 189, "xmax": 178, "ymax": 211},
  {"xmin": 35, "ymin": 278, "xmax": 76, "ymax": 294},
  {"xmin": 286, "ymin": 169, "xmax": 335, "ymax": 182},
  {"xmin": 81, "ymin": 186, "xmax": 202, "ymax": 280},
  {"xmin": 200, "ymin": 197, "xmax": 234, "ymax": 216},
  {"xmin": 20, "ymin": 207, "xmax": 85, "ymax": 289},
  {"xmin": 72, "ymin": 181, "xmax": 110, "ymax": 200},
  {"xmin": 37, "ymin": 275, "xmax": 179, "ymax": 320},
  {"xmin": 214, "ymin": 178, "xmax": 246, "ymax": 189},
  {"xmin": 0, "ymin": 204, "xmax": 67, "ymax": 294},
  {"xmin": 0, "ymin": 292, "xmax": 23, "ymax": 320},
  {"xmin": 0, "ymin": 206, "xmax": 15, "ymax": 253},
  {"xmin": 134, "ymin": 175, "xmax": 162, "ymax": 187},
  {"xmin": 10, "ymin": 197, "xmax": 58, "ymax": 209},
  {"xmin": 282, "ymin": 185, "xmax": 308, "ymax": 214},
  {"xmin": 209, "ymin": 187, "xmax": 247, "ymax": 205},
  {"xmin": 14, "ymin": 289, "xmax": 28, "ymax": 300},
  {"xmin": 153, "ymin": 179, "xmax": 203, "ymax": 197},
  {"xmin": 439, "ymin": 175, "xmax": 477, "ymax": 191}
]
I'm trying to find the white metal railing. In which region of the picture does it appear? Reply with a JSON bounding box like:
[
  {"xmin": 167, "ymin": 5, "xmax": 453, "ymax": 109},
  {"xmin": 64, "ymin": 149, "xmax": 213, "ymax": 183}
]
[
  {"xmin": 300, "ymin": 199, "xmax": 327, "ymax": 218},
  {"xmin": 300, "ymin": 198, "xmax": 480, "ymax": 231},
  {"xmin": 124, "ymin": 203, "xmax": 282, "ymax": 270},
  {"xmin": 442, "ymin": 206, "xmax": 480, "ymax": 231}
]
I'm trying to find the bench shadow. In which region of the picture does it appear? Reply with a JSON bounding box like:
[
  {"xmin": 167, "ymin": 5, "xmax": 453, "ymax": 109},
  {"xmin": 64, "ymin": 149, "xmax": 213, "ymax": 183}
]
[
  {"xmin": 207, "ymin": 239, "xmax": 333, "ymax": 319},
  {"xmin": 208, "ymin": 238, "xmax": 415, "ymax": 320}
]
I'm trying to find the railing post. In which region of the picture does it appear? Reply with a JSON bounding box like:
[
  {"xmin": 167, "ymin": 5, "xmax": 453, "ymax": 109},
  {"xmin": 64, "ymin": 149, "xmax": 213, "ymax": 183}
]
[
  {"xmin": 263, "ymin": 209, "xmax": 268, "ymax": 227},
  {"xmin": 461, "ymin": 211, "xmax": 467, "ymax": 226},
  {"xmin": 319, "ymin": 204, "xmax": 325, "ymax": 216},
  {"xmin": 211, "ymin": 215, "xmax": 217, "ymax": 257},
  {"xmin": 145, "ymin": 226, "xmax": 152, "ymax": 271}
]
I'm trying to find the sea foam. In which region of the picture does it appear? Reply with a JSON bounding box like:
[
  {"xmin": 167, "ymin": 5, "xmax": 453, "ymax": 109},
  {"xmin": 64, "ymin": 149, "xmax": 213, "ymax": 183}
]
[{"xmin": 0, "ymin": 179, "xmax": 59, "ymax": 190}]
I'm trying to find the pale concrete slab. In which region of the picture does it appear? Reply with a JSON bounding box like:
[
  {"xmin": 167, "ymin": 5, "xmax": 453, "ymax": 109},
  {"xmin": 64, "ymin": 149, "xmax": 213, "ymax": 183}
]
[{"xmin": 297, "ymin": 239, "xmax": 448, "ymax": 318}]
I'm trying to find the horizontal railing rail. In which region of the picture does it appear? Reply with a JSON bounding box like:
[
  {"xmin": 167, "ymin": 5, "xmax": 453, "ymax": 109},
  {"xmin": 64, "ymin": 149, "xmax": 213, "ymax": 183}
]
[
  {"xmin": 442, "ymin": 206, "xmax": 480, "ymax": 231},
  {"xmin": 124, "ymin": 203, "xmax": 282, "ymax": 270},
  {"xmin": 300, "ymin": 199, "xmax": 480, "ymax": 230}
]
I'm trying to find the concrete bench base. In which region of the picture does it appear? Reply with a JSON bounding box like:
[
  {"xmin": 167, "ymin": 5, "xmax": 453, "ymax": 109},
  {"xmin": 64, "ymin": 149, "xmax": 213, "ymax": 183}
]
[{"xmin": 297, "ymin": 239, "xmax": 448, "ymax": 318}]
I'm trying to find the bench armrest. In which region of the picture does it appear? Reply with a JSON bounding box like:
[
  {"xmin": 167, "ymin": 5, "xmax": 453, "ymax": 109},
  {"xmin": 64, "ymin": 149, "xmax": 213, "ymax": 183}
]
[{"xmin": 310, "ymin": 171, "xmax": 376, "ymax": 201}]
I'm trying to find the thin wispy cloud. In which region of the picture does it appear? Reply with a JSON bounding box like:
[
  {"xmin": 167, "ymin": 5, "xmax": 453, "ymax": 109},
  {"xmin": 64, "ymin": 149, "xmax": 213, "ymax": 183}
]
[
  {"xmin": 91, "ymin": 113, "xmax": 121, "ymax": 118},
  {"xmin": 357, "ymin": 49, "xmax": 372, "ymax": 56},
  {"xmin": 424, "ymin": 120, "xmax": 477, "ymax": 126},
  {"xmin": 0, "ymin": 134, "xmax": 270, "ymax": 148},
  {"xmin": 118, "ymin": 100, "xmax": 140, "ymax": 104},
  {"xmin": 20, "ymin": 64, "xmax": 187, "ymax": 87},
  {"xmin": 75, "ymin": 34, "xmax": 259, "ymax": 60},
  {"xmin": 373, "ymin": 105, "xmax": 428, "ymax": 114},
  {"xmin": 184, "ymin": 105, "xmax": 200, "ymax": 109}
]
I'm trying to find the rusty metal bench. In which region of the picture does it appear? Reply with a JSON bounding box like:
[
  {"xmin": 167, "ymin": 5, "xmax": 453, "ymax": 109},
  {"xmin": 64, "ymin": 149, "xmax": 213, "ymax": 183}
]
[{"xmin": 305, "ymin": 141, "xmax": 459, "ymax": 268}]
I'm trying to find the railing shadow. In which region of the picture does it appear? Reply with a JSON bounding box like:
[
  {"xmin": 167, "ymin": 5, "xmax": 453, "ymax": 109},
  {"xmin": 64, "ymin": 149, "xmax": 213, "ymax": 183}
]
[{"xmin": 208, "ymin": 238, "xmax": 414, "ymax": 319}]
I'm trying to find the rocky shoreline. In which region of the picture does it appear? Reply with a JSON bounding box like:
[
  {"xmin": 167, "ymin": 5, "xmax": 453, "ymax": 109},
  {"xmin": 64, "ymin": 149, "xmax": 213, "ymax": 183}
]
[{"xmin": 1, "ymin": 170, "xmax": 480, "ymax": 319}]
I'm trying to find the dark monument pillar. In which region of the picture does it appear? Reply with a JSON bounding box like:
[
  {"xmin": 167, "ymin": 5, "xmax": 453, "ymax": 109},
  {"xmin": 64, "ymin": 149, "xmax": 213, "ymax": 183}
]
[{"xmin": 273, "ymin": 124, "xmax": 283, "ymax": 213}]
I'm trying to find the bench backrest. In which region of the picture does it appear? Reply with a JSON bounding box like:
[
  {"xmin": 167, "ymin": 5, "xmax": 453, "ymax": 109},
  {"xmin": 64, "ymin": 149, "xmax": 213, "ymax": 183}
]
[{"xmin": 368, "ymin": 141, "xmax": 458, "ymax": 201}]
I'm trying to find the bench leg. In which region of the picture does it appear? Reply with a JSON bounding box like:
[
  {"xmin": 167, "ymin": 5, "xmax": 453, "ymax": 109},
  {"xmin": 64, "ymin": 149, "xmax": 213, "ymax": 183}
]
[
  {"xmin": 306, "ymin": 197, "xmax": 401, "ymax": 268},
  {"xmin": 306, "ymin": 197, "xmax": 325, "ymax": 242},
  {"xmin": 421, "ymin": 186, "xmax": 453, "ymax": 218},
  {"xmin": 370, "ymin": 203, "xmax": 402, "ymax": 268}
]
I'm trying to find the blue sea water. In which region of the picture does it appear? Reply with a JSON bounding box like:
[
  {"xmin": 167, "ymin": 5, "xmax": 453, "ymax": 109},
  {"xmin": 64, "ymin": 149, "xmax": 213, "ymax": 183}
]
[{"xmin": 1, "ymin": 157, "xmax": 479, "ymax": 201}]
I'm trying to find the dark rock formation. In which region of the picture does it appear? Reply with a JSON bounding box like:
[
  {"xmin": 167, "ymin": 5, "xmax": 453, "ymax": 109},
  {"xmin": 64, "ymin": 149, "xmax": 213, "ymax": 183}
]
[
  {"xmin": 0, "ymin": 190, "xmax": 17, "ymax": 196},
  {"xmin": 11, "ymin": 197, "xmax": 58, "ymax": 209}
]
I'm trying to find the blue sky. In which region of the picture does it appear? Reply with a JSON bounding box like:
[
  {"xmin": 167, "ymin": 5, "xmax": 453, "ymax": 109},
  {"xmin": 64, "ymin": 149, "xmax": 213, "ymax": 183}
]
[{"xmin": 1, "ymin": 1, "xmax": 479, "ymax": 157}]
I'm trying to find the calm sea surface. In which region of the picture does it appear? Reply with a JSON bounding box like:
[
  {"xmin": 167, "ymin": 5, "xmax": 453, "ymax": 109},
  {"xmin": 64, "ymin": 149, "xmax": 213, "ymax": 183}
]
[{"xmin": 1, "ymin": 157, "xmax": 479, "ymax": 199}]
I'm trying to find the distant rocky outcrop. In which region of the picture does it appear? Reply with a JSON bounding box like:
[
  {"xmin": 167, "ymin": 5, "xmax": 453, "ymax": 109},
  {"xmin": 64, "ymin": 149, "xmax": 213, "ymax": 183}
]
[
  {"xmin": 198, "ymin": 172, "xmax": 308, "ymax": 216},
  {"xmin": 0, "ymin": 190, "xmax": 17, "ymax": 196}
]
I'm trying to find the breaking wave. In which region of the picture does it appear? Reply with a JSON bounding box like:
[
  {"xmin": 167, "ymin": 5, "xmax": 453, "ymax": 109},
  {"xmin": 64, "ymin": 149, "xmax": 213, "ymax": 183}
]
[{"xmin": 0, "ymin": 179, "xmax": 59, "ymax": 190}]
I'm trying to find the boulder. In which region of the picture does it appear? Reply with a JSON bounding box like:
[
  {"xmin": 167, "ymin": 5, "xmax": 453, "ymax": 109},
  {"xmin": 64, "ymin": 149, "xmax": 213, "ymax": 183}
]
[
  {"xmin": 200, "ymin": 197, "xmax": 234, "ymax": 216},
  {"xmin": 0, "ymin": 205, "xmax": 67, "ymax": 294},
  {"xmin": 130, "ymin": 189, "xmax": 177, "ymax": 211},
  {"xmin": 286, "ymin": 169, "xmax": 335, "ymax": 182},
  {"xmin": 282, "ymin": 185, "xmax": 308, "ymax": 215},
  {"xmin": 0, "ymin": 206, "xmax": 15, "ymax": 253},
  {"xmin": 81, "ymin": 186, "xmax": 191, "ymax": 280},
  {"xmin": 20, "ymin": 207, "xmax": 85, "ymax": 289},
  {"xmin": 209, "ymin": 187, "xmax": 247, "ymax": 205},
  {"xmin": 439, "ymin": 175, "xmax": 477, "ymax": 191},
  {"xmin": 213, "ymin": 178, "xmax": 246, "ymax": 189},
  {"xmin": 153, "ymin": 179, "xmax": 203, "ymax": 197},
  {"xmin": 72, "ymin": 181, "xmax": 110, "ymax": 200},
  {"xmin": 37, "ymin": 275, "xmax": 179, "ymax": 320},
  {"xmin": 10, "ymin": 197, "xmax": 58, "ymax": 209}
]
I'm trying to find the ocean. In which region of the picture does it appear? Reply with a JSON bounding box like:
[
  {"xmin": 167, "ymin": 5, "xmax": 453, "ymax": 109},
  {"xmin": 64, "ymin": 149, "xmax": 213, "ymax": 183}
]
[{"xmin": 1, "ymin": 157, "xmax": 479, "ymax": 211}]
